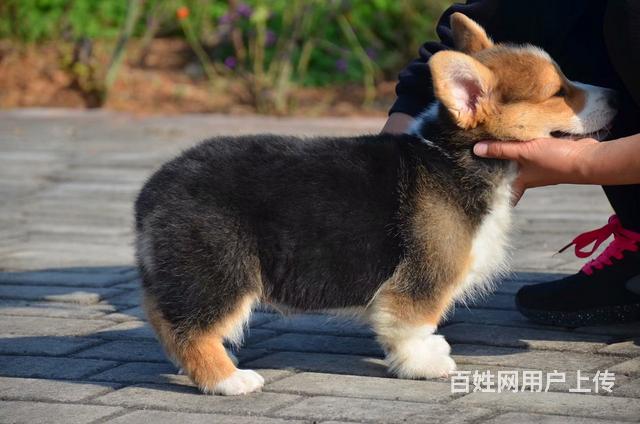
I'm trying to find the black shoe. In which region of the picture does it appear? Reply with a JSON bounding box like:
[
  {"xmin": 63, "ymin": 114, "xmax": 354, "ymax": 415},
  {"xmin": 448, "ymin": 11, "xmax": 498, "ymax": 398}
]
[{"xmin": 516, "ymin": 215, "xmax": 640, "ymax": 327}]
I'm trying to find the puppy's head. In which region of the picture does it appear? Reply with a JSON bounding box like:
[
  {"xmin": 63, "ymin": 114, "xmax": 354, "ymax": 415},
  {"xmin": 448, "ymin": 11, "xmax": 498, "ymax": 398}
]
[{"xmin": 428, "ymin": 12, "xmax": 617, "ymax": 140}]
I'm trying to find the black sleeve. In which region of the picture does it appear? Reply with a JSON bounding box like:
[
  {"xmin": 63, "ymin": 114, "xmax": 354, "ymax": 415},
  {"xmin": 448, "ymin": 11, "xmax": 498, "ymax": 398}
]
[{"xmin": 389, "ymin": 0, "xmax": 500, "ymax": 117}]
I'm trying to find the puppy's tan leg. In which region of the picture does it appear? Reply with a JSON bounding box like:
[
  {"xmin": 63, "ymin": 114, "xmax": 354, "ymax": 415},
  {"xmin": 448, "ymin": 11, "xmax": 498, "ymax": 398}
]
[
  {"xmin": 144, "ymin": 293, "xmax": 263, "ymax": 395},
  {"xmin": 368, "ymin": 264, "xmax": 463, "ymax": 379}
]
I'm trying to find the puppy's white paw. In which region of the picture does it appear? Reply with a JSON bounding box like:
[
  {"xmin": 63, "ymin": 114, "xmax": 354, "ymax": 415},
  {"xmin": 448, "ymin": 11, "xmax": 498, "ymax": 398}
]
[
  {"xmin": 210, "ymin": 369, "xmax": 264, "ymax": 396},
  {"xmin": 387, "ymin": 334, "xmax": 456, "ymax": 379}
]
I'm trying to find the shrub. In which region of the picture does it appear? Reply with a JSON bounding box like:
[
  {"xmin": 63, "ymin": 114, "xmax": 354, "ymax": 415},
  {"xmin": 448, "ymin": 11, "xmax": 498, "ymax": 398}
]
[{"xmin": 0, "ymin": 0, "xmax": 451, "ymax": 112}]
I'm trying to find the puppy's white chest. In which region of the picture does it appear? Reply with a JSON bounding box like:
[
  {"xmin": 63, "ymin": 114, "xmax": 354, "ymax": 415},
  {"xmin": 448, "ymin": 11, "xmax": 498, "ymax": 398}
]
[{"xmin": 454, "ymin": 168, "xmax": 516, "ymax": 302}]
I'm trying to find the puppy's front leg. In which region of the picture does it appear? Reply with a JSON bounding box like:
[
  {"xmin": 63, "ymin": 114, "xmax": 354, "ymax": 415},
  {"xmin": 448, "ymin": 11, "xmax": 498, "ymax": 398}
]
[{"xmin": 369, "ymin": 282, "xmax": 456, "ymax": 379}]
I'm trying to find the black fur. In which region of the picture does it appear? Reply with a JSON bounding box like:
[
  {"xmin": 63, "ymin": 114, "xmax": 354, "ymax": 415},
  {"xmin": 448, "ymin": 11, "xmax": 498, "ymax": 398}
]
[{"xmin": 135, "ymin": 110, "xmax": 510, "ymax": 335}]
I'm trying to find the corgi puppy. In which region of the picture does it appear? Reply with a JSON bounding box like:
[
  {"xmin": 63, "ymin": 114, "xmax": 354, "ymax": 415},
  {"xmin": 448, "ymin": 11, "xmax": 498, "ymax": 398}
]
[{"xmin": 135, "ymin": 13, "xmax": 617, "ymax": 395}]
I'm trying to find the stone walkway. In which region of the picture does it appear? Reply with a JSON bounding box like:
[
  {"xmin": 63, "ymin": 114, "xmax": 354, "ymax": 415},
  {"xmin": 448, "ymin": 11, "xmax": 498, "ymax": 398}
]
[{"xmin": 0, "ymin": 109, "xmax": 638, "ymax": 423}]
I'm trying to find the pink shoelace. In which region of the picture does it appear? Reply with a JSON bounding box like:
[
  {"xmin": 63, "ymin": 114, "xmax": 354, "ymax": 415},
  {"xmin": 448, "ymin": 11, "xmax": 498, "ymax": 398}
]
[{"xmin": 558, "ymin": 215, "xmax": 640, "ymax": 276}]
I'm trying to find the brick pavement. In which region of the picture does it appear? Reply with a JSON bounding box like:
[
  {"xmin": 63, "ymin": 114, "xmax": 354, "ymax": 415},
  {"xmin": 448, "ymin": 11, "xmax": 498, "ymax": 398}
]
[{"xmin": 0, "ymin": 109, "xmax": 638, "ymax": 423}]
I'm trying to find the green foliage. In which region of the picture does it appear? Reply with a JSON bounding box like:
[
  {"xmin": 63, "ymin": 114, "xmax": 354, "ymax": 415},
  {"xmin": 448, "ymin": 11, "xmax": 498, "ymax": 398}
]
[
  {"xmin": 0, "ymin": 0, "xmax": 451, "ymax": 111},
  {"xmin": 0, "ymin": 0, "xmax": 130, "ymax": 41}
]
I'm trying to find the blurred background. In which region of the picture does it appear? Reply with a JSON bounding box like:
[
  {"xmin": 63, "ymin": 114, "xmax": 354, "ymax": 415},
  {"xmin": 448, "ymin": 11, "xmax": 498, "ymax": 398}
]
[{"xmin": 0, "ymin": 0, "xmax": 453, "ymax": 116}]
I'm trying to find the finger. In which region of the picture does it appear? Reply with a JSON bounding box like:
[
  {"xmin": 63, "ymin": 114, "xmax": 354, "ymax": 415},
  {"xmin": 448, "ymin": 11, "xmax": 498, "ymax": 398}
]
[{"xmin": 473, "ymin": 141, "xmax": 522, "ymax": 159}]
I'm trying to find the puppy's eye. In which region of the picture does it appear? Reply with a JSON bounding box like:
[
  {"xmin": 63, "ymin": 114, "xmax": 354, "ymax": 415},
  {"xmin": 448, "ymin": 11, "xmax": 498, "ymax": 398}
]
[{"xmin": 554, "ymin": 87, "xmax": 566, "ymax": 97}]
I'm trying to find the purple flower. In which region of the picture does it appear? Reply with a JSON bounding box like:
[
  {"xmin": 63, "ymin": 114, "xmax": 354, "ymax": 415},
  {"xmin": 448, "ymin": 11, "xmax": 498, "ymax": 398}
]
[
  {"xmin": 237, "ymin": 3, "xmax": 253, "ymax": 18},
  {"xmin": 224, "ymin": 56, "xmax": 237, "ymax": 69},
  {"xmin": 365, "ymin": 47, "xmax": 377, "ymax": 60},
  {"xmin": 218, "ymin": 13, "xmax": 232, "ymax": 25},
  {"xmin": 335, "ymin": 58, "xmax": 348, "ymax": 73},
  {"xmin": 265, "ymin": 30, "xmax": 277, "ymax": 47}
]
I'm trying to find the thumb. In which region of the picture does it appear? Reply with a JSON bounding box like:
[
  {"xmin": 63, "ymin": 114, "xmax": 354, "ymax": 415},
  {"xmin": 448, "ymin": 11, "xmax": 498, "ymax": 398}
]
[{"xmin": 473, "ymin": 141, "xmax": 521, "ymax": 160}]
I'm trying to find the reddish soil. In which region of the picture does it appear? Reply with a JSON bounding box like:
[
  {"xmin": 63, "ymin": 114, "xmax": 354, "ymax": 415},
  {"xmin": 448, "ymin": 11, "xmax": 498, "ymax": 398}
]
[{"xmin": 0, "ymin": 39, "xmax": 396, "ymax": 116}]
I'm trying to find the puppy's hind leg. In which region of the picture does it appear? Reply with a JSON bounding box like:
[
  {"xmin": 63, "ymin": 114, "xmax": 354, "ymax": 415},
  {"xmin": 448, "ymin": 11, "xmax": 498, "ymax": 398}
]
[{"xmin": 144, "ymin": 293, "xmax": 264, "ymax": 395}]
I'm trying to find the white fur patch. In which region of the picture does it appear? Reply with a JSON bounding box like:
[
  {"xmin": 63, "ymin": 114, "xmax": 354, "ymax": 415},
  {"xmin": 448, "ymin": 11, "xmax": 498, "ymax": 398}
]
[
  {"xmin": 570, "ymin": 82, "xmax": 617, "ymax": 135},
  {"xmin": 454, "ymin": 164, "xmax": 517, "ymax": 303},
  {"xmin": 409, "ymin": 102, "xmax": 439, "ymax": 136},
  {"xmin": 384, "ymin": 325, "xmax": 456, "ymax": 379},
  {"xmin": 224, "ymin": 296, "xmax": 258, "ymax": 348},
  {"xmin": 210, "ymin": 369, "xmax": 264, "ymax": 396}
]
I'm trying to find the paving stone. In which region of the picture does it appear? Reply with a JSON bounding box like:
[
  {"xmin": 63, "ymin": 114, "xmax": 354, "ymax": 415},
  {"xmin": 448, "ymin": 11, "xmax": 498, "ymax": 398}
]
[
  {"xmin": 0, "ymin": 271, "xmax": 133, "ymax": 287},
  {"xmin": 0, "ymin": 401, "xmax": 121, "ymax": 424},
  {"xmin": 445, "ymin": 308, "xmax": 561, "ymax": 329},
  {"xmin": 503, "ymin": 271, "xmax": 571, "ymax": 284},
  {"xmin": 0, "ymin": 300, "xmax": 115, "ymax": 319},
  {"xmin": 41, "ymin": 266, "xmax": 135, "ymax": 275},
  {"xmin": 598, "ymin": 340, "xmax": 640, "ymax": 357},
  {"xmin": 441, "ymin": 323, "xmax": 611, "ymax": 353},
  {"xmin": 1, "ymin": 250, "xmax": 134, "ymax": 271},
  {"xmin": 103, "ymin": 306, "xmax": 145, "ymax": 322},
  {"xmin": 452, "ymin": 344, "xmax": 619, "ymax": 372},
  {"xmin": 576, "ymin": 322, "xmax": 640, "ymax": 338},
  {"xmin": 1, "ymin": 111, "xmax": 637, "ymax": 423},
  {"xmin": 0, "ymin": 335, "xmax": 101, "ymax": 356},
  {"xmin": 235, "ymin": 348, "xmax": 271, "ymax": 364},
  {"xmin": 454, "ymin": 392, "xmax": 640, "ymax": 421},
  {"xmin": 94, "ymin": 320, "xmax": 155, "ymax": 340},
  {"xmin": 0, "ymin": 355, "xmax": 117, "ymax": 379},
  {"xmin": 104, "ymin": 306, "xmax": 275, "ymax": 325},
  {"xmin": 259, "ymin": 314, "xmax": 373, "ymax": 336},
  {"xmin": 0, "ymin": 315, "xmax": 113, "ymax": 336},
  {"xmin": 610, "ymin": 357, "xmax": 640, "ymax": 376},
  {"xmin": 266, "ymin": 372, "xmax": 454, "ymax": 402},
  {"xmin": 243, "ymin": 329, "xmax": 280, "ymax": 345},
  {"xmin": 615, "ymin": 378, "xmax": 640, "ymax": 399},
  {"xmin": 73, "ymin": 339, "xmax": 167, "ymax": 362},
  {"xmin": 89, "ymin": 362, "xmax": 186, "ymax": 385},
  {"xmin": 106, "ymin": 410, "xmax": 306, "ymax": 424},
  {"xmin": 249, "ymin": 311, "xmax": 279, "ymax": 327},
  {"xmin": 103, "ymin": 289, "xmax": 140, "ymax": 307},
  {"xmin": 0, "ymin": 284, "xmax": 121, "ymax": 304},
  {"xmin": 94, "ymin": 320, "xmax": 276, "ymax": 346},
  {"xmin": 482, "ymin": 412, "xmax": 631, "ymax": 424},
  {"xmin": 0, "ymin": 377, "xmax": 118, "ymax": 402},
  {"xmin": 90, "ymin": 361, "xmax": 290, "ymax": 386},
  {"xmin": 274, "ymin": 395, "xmax": 491, "ymax": 423},
  {"xmin": 94, "ymin": 383, "xmax": 300, "ymax": 414},
  {"xmin": 467, "ymin": 293, "xmax": 516, "ymax": 310},
  {"xmin": 253, "ymin": 333, "xmax": 383, "ymax": 356},
  {"xmin": 109, "ymin": 279, "xmax": 140, "ymax": 290},
  {"xmin": 244, "ymin": 351, "xmax": 388, "ymax": 377}
]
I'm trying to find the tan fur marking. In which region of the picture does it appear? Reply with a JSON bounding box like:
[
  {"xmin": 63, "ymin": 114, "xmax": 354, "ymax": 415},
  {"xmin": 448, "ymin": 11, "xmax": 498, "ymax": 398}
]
[
  {"xmin": 180, "ymin": 332, "xmax": 237, "ymax": 389},
  {"xmin": 451, "ymin": 12, "xmax": 494, "ymax": 54},
  {"xmin": 369, "ymin": 175, "xmax": 474, "ymax": 330},
  {"xmin": 143, "ymin": 293, "xmax": 258, "ymax": 390},
  {"xmin": 142, "ymin": 293, "xmax": 180, "ymax": 363}
]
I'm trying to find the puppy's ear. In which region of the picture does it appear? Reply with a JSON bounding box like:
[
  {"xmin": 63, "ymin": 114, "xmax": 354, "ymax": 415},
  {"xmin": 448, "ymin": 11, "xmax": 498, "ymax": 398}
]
[
  {"xmin": 450, "ymin": 12, "xmax": 493, "ymax": 54},
  {"xmin": 429, "ymin": 50, "xmax": 496, "ymax": 129}
]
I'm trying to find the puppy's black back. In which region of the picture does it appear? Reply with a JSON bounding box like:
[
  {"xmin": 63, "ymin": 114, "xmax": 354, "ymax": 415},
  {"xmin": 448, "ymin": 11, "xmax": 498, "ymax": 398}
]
[{"xmin": 136, "ymin": 134, "xmax": 423, "ymax": 329}]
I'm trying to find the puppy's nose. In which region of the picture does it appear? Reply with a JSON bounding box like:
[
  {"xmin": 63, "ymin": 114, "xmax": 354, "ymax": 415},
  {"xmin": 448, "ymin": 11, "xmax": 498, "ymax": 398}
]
[{"xmin": 607, "ymin": 92, "xmax": 620, "ymax": 110}]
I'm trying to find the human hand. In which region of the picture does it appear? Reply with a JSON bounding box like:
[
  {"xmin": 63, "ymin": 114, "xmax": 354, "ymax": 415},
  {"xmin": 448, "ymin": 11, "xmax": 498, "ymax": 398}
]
[{"xmin": 473, "ymin": 137, "xmax": 599, "ymax": 205}]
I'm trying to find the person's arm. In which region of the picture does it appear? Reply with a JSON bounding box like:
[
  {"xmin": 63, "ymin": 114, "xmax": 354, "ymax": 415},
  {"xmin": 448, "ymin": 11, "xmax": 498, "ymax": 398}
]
[
  {"xmin": 382, "ymin": 0, "xmax": 500, "ymax": 133},
  {"xmin": 473, "ymin": 135, "xmax": 640, "ymax": 203},
  {"xmin": 381, "ymin": 113, "xmax": 415, "ymax": 134}
]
